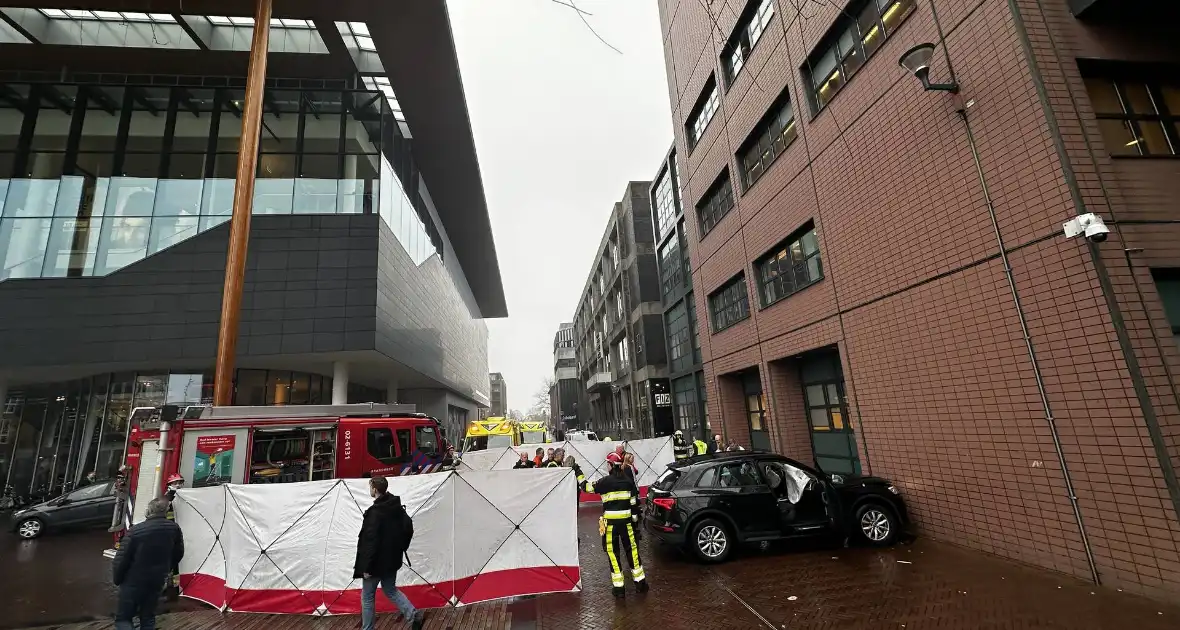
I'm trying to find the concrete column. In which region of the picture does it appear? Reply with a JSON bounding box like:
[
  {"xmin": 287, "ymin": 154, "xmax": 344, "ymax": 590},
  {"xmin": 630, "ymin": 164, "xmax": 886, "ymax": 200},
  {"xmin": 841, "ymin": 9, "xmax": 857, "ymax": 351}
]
[
  {"xmin": 332, "ymin": 362, "xmax": 349, "ymax": 405},
  {"xmin": 386, "ymin": 379, "xmax": 399, "ymax": 404}
]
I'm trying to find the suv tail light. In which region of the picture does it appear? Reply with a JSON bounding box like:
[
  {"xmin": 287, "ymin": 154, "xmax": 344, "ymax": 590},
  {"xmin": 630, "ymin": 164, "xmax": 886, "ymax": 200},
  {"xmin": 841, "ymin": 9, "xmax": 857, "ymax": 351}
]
[{"xmin": 652, "ymin": 497, "xmax": 675, "ymax": 510}]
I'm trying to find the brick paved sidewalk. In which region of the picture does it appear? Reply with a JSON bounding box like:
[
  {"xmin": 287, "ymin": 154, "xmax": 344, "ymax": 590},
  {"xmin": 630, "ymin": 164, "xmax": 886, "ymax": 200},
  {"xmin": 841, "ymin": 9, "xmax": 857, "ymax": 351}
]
[{"xmin": 16, "ymin": 508, "xmax": 1180, "ymax": 630}]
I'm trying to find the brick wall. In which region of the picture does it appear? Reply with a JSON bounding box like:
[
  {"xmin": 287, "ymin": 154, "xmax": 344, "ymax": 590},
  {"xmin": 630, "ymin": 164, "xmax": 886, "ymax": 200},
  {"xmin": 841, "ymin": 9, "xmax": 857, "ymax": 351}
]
[{"xmin": 660, "ymin": 0, "xmax": 1180, "ymax": 599}]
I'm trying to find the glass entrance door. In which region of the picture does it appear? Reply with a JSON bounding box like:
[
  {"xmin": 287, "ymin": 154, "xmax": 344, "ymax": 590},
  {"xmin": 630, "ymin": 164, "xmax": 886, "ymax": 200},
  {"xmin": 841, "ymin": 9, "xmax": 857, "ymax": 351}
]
[{"xmin": 801, "ymin": 351, "xmax": 861, "ymax": 475}]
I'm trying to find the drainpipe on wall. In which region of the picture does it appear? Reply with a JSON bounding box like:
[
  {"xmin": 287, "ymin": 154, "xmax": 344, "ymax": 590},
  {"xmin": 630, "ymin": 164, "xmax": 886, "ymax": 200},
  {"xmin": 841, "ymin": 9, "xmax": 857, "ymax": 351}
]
[{"xmin": 923, "ymin": 0, "xmax": 1101, "ymax": 585}]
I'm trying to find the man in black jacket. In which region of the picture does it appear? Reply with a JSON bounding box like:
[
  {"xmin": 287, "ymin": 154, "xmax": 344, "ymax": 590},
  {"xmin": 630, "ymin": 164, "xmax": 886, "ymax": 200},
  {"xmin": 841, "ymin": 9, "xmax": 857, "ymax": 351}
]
[
  {"xmin": 354, "ymin": 476, "xmax": 424, "ymax": 630},
  {"xmin": 112, "ymin": 498, "xmax": 184, "ymax": 630}
]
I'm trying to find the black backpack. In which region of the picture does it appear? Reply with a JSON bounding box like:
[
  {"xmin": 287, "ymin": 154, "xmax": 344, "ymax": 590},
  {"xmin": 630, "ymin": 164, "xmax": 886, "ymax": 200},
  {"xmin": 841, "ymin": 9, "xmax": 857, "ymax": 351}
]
[{"xmin": 396, "ymin": 503, "xmax": 415, "ymax": 566}]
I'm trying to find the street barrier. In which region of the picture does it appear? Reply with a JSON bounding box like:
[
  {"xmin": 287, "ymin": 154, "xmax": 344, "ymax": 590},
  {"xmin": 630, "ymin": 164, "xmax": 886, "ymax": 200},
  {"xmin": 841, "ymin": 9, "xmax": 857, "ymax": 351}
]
[
  {"xmin": 172, "ymin": 468, "xmax": 580, "ymax": 615},
  {"xmin": 458, "ymin": 436, "xmax": 676, "ymax": 501}
]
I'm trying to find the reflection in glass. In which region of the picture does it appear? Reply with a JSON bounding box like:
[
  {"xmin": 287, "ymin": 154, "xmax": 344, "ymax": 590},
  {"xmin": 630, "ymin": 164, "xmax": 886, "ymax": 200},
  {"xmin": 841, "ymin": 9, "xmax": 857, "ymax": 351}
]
[
  {"xmin": 42, "ymin": 217, "xmax": 102, "ymax": 277},
  {"xmin": 294, "ymin": 179, "xmax": 338, "ymax": 214},
  {"xmin": 95, "ymin": 216, "xmax": 150, "ymax": 274},
  {"xmin": 92, "ymin": 373, "xmax": 133, "ymax": 480},
  {"xmin": 254, "ymin": 177, "xmax": 294, "ymax": 214},
  {"xmin": 0, "ymin": 217, "xmax": 52, "ymax": 278},
  {"xmin": 3, "ymin": 179, "xmax": 59, "ymax": 217},
  {"xmin": 134, "ymin": 374, "xmax": 168, "ymax": 408},
  {"xmin": 148, "ymin": 215, "xmax": 199, "ymax": 254}
]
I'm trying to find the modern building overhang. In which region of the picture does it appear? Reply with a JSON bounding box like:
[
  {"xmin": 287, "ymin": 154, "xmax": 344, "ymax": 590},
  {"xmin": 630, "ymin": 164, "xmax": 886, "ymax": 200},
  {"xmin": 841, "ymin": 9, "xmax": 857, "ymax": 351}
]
[{"xmin": 0, "ymin": 0, "xmax": 507, "ymax": 318}]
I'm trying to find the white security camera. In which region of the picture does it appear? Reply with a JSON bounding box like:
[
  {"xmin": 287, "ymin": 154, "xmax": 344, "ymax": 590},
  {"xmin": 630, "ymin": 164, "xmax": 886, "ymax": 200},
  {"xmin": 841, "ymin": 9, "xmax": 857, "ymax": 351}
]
[{"xmin": 1063, "ymin": 213, "xmax": 1109, "ymax": 244}]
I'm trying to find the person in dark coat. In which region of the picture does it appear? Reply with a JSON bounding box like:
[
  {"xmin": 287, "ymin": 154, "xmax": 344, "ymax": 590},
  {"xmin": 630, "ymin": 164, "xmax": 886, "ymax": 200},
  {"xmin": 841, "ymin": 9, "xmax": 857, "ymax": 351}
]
[
  {"xmin": 513, "ymin": 451, "xmax": 536, "ymax": 469},
  {"xmin": 354, "ymin": 476, "xmax": 424, "ymax": 630},
  {"xmin": 112, "ymin": 498, "xmax": 184, "ymax": 630}
]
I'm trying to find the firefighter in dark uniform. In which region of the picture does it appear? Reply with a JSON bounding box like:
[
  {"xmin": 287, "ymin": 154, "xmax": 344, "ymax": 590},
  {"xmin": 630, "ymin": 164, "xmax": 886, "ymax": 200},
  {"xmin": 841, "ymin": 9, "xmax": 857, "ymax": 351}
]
[
  {"xmin": 545, "ymin": 448, "xmax": 565, "ymax": 468},
  {"xmin": 672, "ymin": 430, "xmax": 691, "ymax": 460},
  {"xmin": 580, "ymin": 452, "xmax": 648, "ymax": 598},
  {"xmin": 162, "ymin": 473, "xmax": 185, "ymax": 600}
]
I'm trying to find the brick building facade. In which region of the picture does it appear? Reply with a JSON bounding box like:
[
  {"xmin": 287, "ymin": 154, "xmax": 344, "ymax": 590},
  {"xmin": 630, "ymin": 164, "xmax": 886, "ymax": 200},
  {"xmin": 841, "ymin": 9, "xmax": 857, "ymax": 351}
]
[{"xmin": 658, "ymin": 0, "xmax": 1180, "ymax": 598}]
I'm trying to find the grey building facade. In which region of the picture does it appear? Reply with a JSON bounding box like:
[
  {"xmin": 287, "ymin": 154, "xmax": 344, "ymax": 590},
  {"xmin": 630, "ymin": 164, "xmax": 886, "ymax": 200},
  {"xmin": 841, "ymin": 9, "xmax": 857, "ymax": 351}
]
[
  {"xmin": 488, "ymin": 372, "xmax": 507, "ymax": 417},
  {"xmin": 0, "ymin": 2, "xmax": 504, "ymax": 496},
  {"xmin": 650, "ymin": 147, "xmax": 709, "ymax": 441},
  {"xmin": 551, "ymin": 323, "xmax": 582, "ymax": 433},
  {"xmin": 572, "ymin": 182, "xmax": 669, "ymax": 441}
]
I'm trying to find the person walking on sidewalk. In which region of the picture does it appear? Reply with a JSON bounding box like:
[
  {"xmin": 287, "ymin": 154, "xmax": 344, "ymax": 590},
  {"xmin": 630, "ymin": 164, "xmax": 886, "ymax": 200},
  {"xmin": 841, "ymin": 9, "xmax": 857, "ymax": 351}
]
[
  {"xmin": 112, "ymin": 498, "xmax": 184, "ymax": 630},
  {"xmin": 354, "ymin": 476, "xmax": 424, "ymax": 630}
]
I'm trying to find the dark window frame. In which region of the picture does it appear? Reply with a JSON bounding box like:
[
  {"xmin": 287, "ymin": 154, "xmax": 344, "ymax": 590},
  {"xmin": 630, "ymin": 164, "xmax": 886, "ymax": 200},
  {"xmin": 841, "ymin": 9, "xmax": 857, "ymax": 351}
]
[
  {"xmin": 658, "ymin": 234, "xmax": 683, "ymax": 301},
  {"xmin": 708, "ymin": 273, "xmax": 751, "ymax": 333},
  {"xmin": 755, "ymin": 222, "xmax": 823, "ymax": 308},
  {"xmin": 1082, "ymin": 74, "xmax": 1180, "ymax": 158},
  {"xmin": 737, "ymin": 87, "xmax": 798, "ymax": 189},
  {"xmin": 722, "ymin": 0, "xmax": 778, "ymax": 88},
  {"xmin": 802, "ymin": 0, "xmax": 916, "ymax": 115},
  {"xmin": 686, "ymin": 76, "xmax": 721, "ymax": 150},
  {"xmin": 652, "ymin": 155, "xmax": 681, "ymax": 240},
  {"xmin": 666, "ymin": 299, "xmax": 692, "ymax": 372},
  {"xmin": 696, "ymin": 169, "xmax": 735, "ymax": 238}
]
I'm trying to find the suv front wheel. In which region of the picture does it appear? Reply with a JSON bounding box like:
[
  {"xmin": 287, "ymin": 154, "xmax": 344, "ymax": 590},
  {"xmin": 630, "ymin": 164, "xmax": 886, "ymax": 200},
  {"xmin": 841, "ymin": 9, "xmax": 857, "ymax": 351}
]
[
  {"xmin": 690, "ymin": 518, "xmax": 732, "ymax": 563},
  {"xmin": 855, "ymin": 503, "xmax": 898, "ymax": 546}
]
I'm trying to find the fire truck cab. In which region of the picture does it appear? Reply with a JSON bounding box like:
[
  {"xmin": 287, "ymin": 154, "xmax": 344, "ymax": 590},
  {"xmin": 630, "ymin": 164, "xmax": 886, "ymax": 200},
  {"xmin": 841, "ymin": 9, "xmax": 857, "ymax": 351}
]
[{"xmin": 117, "ymin": 403, "xmax": 450, "ymax": 530}]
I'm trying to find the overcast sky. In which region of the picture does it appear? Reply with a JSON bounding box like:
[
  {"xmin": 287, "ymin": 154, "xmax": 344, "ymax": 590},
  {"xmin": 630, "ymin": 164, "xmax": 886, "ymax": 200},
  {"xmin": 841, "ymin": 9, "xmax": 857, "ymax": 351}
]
[{"xmin": 447, "ymin": 0, "xmax": 673, "ymax": 413}]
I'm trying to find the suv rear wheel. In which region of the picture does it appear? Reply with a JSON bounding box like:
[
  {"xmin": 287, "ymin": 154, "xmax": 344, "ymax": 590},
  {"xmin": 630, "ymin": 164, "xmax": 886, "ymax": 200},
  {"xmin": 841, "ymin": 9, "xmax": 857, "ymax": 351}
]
[
  {"xmin": 690, "ymin": 518, "xmax": 732, "ymax": 563},
  {"xmin": 855, "ymin": 503, "xmax": 897, "ymax": 546}
]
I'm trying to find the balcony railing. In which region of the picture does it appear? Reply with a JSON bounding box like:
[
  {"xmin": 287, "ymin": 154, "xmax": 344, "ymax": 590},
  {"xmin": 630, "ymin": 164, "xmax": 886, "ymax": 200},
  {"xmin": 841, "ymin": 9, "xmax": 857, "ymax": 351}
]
[{"xmin": 587, "ymin": 371, "xmax": 613, "ymax": 392}]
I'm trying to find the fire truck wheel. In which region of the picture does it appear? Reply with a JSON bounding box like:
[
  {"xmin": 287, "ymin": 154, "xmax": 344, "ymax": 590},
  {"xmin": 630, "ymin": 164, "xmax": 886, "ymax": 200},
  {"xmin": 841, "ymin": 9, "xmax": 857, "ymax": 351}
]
[{"xmin": 16, "ymin": 517, "xmax": 43, "ymax": 539}]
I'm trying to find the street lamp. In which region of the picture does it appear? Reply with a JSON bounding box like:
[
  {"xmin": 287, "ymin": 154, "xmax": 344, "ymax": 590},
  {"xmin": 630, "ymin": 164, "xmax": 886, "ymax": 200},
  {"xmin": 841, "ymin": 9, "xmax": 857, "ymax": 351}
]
[{"xmin": 898, "ymin": 43, "xmax": 959, "ymax": 93}]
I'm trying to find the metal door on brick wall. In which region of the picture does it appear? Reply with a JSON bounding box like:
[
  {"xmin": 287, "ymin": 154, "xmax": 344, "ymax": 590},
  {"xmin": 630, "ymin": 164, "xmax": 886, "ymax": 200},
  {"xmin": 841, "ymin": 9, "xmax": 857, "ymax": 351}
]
[
  {"xmin": 800, "ymin": 351, "xmax": 861, "ymax": 475},
  {"xmin": 742, "ymin": 371, "xmax": 772, "ymax": 451}
]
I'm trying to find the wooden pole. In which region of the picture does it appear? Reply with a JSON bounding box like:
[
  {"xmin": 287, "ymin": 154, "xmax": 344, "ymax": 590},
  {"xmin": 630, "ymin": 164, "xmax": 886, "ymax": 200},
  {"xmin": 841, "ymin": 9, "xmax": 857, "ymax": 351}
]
[{"xmin": 212, "ymin": 0, "xmax": 272, "ymax": 406}]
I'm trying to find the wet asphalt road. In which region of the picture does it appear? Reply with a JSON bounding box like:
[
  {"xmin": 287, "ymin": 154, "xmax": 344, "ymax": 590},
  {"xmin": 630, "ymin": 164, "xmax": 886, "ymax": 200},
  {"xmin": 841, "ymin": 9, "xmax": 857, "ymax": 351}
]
[{"xmin": 6, "ymin": 507, "xmax": 1180, "ymax": 629}]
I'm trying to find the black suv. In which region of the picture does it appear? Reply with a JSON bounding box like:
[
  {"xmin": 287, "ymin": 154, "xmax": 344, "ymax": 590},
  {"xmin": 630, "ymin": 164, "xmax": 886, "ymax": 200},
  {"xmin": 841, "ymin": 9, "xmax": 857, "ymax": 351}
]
[{"xmin": 643, "ymin": 451, "xmax": 908, "ymax": 562}]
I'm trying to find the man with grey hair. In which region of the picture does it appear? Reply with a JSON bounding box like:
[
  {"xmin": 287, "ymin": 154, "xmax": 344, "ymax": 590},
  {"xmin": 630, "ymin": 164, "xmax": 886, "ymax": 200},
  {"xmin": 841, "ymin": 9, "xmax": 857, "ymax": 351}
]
[{"xmin": 113, "ymin": 498, "xmax": 184, "ymax": 630}]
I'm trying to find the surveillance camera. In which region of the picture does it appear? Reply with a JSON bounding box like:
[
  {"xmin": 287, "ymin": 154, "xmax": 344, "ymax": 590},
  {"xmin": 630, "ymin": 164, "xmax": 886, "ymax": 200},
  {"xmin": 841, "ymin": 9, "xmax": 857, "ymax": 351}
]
[{"xmin": 1062, "ymin": 213, "xmax": 1110, "ymax": 243}]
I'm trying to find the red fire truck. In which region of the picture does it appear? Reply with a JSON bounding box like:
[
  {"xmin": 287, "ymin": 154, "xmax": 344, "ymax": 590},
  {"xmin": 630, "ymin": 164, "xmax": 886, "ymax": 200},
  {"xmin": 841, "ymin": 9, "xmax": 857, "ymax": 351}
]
[{"xmin": 110, "ymin": 403, "xmax": 452, "ymax": 537}]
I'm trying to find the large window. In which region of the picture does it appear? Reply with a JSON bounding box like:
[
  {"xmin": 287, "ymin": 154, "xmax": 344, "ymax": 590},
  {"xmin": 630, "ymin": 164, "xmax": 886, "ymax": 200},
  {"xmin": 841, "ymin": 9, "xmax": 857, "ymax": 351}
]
[
  {"xmin": 658, "ymin": 234, "xmax": 683, "ymax": 301},
  {"xmin": 1084, "ymin": 75, "xmax": 1179, "ymax": 157},
  {"xmin": 738, "ymin": 90, "xmax": 798, "ymax": 189},
  {"xmin": 0, "ymin": 78, "xmax": 442, "ymax": 279},
  {"xmin": 697, "ymin": 170, "xmax": 735, "ymax": 237},
  {"xmin": 723, "ymin": 0, "xmax": 777, "ymax": 86},
  {"xmin": 756, "ymin": 223, "xmax": 822, "ymax": 307},
  {"xmin": 666, "ymin": 300, "xmax": 693, "ymax": 373},
  {"xmin": 805, "ymin": 0, "xmax": 915, "ymax": 112},
  {"xmin": 652, "ymin": 156, "xmax": 680, "ymax": 240},
  {"xmin": 709, "ymin": 274, "xmax": 751, "ymax": 332},
  {"xmin": 1153, "ymin": 269, "xmax": 1180, "ymax": 349},
  {"xmin": 673, "ymin": 376, "xmax": 698, "ymax": 433},
  {"xmin": 687, "ymin": 77, "xmax": 721, "ymax": 148}
]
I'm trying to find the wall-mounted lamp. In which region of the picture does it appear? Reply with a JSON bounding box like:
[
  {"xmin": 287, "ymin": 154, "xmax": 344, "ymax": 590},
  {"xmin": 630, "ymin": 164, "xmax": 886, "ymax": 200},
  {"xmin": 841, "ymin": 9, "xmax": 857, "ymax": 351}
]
[{"xmin": 898, "ymin": 43, "xmax": 959, "ymax": 93}]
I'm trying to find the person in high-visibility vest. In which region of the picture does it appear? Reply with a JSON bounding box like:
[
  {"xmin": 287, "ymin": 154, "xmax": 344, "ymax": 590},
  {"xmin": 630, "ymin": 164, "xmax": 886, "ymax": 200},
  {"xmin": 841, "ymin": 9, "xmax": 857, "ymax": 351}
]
[
  {"xmin": 672, "ymin": 430, "xmax": 691, "ymax": 460},
  {"xmin": 580, "ymin": 453, "xmax": 648, "ymax": 598},
  {"xmin": 692, "ymin": 437, "xmax": 708, "ymax": 456}
]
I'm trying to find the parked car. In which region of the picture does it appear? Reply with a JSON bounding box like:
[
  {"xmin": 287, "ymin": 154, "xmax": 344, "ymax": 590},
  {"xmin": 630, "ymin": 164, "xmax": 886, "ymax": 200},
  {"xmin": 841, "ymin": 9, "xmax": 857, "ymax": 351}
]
[
  {"xmin": 9, "ymin": 480, "xmax": 116, "ymax": 539},
  {"xmin": 643, "ymin": 451, "xmax": 908, "ymax": 562}
]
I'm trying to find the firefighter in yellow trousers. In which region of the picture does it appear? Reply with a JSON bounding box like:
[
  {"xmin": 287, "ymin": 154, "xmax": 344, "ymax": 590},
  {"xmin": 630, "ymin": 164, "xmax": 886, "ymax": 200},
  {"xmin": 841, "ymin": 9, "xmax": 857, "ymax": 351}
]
[{"xmin": 581, "ymin": 452, "xmax": 649, "ymax": 598}]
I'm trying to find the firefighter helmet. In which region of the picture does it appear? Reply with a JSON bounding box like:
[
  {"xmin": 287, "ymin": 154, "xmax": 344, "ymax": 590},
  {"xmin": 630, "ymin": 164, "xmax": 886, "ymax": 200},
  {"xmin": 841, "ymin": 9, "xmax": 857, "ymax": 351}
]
[
  {"xmin": 606, "ymin": 452, "xmax": 623, "ymax": 467},
  {"xmin": 166, "ymin": 473, "xmax": 185, "ymax": 485}
]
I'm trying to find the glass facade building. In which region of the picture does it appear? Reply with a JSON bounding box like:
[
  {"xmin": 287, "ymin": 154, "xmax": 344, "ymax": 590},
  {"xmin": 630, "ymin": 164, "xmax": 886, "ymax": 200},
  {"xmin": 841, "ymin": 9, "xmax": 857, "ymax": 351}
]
[{"xmin": 0, "ymin": 77, "xmax": 442, "ymax": 280}]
